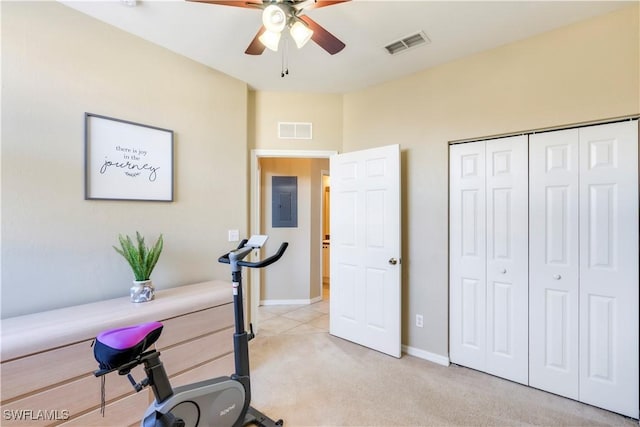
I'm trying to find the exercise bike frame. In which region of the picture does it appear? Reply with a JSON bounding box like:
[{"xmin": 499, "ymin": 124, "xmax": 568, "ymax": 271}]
[
  {"xmin": 218, "ymin": 239, "xmax": 288, "ymax": 425},
  {"xmin": 94, "ymin": 239, "xmax": 287, "ymax": 427}
]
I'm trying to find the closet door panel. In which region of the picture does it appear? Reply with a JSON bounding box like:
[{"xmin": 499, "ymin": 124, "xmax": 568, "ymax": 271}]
[
  {"xmin": 529, "ymin": 129, "xmax": 580, "ymax": 399},
  {"xmin": 578, "ymin": 121, "xmax": 639, "ymax": 418},
  {"xmin": 485, "ymin": 136, "xmax": 528, "ymax": 385},
  {"xmin": 450, "ymin": 142, "xmax": 486, "ymax": 370}
]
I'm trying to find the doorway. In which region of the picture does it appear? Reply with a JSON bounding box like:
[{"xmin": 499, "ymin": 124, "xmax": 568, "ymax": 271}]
[{"xmin": 249, "ymin": 149, "xmax": 337, "ymax": 332}]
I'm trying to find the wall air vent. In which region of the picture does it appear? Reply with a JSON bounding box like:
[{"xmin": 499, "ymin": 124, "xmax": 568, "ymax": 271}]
[
  {"xmin": 384, "ymin": 31, "xmax": 430, "ymax": 55},
  {"xmin": 278, "ymin": 122, "xmax": 312, "ymax": 140}
]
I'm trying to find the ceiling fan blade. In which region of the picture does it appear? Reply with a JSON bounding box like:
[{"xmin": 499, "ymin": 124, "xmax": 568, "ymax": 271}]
[
  {"xmin": 245, "ymin": 26, "xmax": 267, "ymax": 55},
  {"xmin": 299, "ymin": 15, "xmax": 345, "ymax": 55},
  {"xmin": 301, "ymin": 0, "xmax": 350, "ymax": 11},
  {"xmin": 186, "ymin": 0, "xmax": 263, "ymax": 9}
]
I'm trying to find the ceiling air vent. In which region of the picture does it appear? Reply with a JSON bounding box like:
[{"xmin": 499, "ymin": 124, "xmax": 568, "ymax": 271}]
[
  {"xmin": 278, "ymin": 122, "xmax": 312, "ymax": 140},
  {"xmin": 384, "ymin": 31, "xmax": 430, "ymax": 55}
]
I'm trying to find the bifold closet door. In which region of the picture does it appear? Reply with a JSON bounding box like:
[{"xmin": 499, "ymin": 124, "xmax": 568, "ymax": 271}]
[
  {"xmin": 529, "ymin": 128, "xmax": 580, "ymax": 399},
  {"xmin": 530, "ymin": 120, "xmax": 639, "ymax": 418},
  {"xmin": 484, "ymin": 137, "xmax": 528, "ymax": 384},
  {"xmin": 450, "ymin": 136, "xmax": 528, "ymax": 385},
  {"xmin": 450, "ymin": 141, "xmax": 486, "ymax": 371},
  {"xmin": 578, "ymin": 121, "xmax": 638, "ymax": 418}
]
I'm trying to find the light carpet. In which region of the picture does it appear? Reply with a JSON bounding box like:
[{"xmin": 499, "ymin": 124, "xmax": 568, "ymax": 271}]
[{"xmin": 247, "ymin": 332, "xmax": 636, "ymax": 427}]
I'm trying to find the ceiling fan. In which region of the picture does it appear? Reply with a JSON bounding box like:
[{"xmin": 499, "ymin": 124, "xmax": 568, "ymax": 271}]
[{"xmin": 187, "ymin": 0, "xmax": 350, "ymax": 55}]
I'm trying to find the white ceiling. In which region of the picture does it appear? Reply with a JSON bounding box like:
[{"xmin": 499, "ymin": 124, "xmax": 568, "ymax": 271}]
[{"xmin": 60, "ymin": 0, "xmax": 632, "ymax": 93}]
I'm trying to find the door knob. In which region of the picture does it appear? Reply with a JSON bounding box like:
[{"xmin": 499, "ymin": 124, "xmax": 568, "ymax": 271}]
[
  {"xmin": 500, "ymin": 268, "xmax": 507, "ymax": 274},
  {"xmin": 389, "ymin": 258, "xmax": 398, "ymax": 265},
  {"xmin": 554, "ymin": 274, "xmax": 562, "ymax": 280}
]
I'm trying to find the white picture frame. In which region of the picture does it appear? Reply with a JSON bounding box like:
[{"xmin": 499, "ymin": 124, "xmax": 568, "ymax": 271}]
[{"xmin": 85, "ymin": 113, "xmax": 174, "ymax": 201}]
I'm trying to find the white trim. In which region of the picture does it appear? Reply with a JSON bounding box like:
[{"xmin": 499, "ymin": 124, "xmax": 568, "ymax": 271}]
[
  {"xmin": 252, "ymin": 149, "xmax": 338, "ymax": 159},
  {"xmin": 320, "ymin": 169, "xmax": 330, "ymax": 301},
  {"xmin": 402, "ymin": 345, "xmax": 450, "ymax": 366},
  {"xmin": 249, "ymin": 152, "xmax": 261, "ymax": 331},
  {"xmin": 260, "ymin": 296, "xmax": 323, "ymax": 306},
  {"xmin": 449, "ymin": 115, "xmax": 639, "ymax": 145}
]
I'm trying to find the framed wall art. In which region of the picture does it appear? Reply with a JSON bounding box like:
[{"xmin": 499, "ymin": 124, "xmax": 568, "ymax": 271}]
[{"xmin": 84, "ymin": 113, "xmax": 174, "ymax": 201}]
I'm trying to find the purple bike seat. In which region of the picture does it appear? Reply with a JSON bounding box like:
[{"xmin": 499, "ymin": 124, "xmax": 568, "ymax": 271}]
[
  {"xmin": 94, "ymin": 321, "xmax": 163, "ymax": 370},
  {"xmin": 97, "ymin": 321, "xmax": 163, "ymax": 350}
]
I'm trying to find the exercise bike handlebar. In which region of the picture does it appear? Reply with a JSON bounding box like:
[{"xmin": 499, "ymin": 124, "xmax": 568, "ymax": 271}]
[{"xmin": 218, "ymin": 241, "xmax": 288, "ymax": 269}]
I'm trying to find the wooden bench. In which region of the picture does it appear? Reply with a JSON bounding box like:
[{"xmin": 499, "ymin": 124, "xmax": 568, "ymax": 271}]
[{"xmin": 1, "ymin": 281, "xmax": 235, "ymax": 426}]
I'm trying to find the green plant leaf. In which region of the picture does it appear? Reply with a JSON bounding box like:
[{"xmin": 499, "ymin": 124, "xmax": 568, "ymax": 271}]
[
  {"xmin": 113, "ymin": 232, "xmax": 162, "ymax": 281},
  {"xmin": 145, "ymin": 234, "xmax": 163, "ymax": 279}
]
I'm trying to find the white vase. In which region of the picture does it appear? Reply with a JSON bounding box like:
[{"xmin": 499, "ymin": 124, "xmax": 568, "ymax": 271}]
[{"xmin": 130, "ymin": 280, "xmax": 155, "ymax": 303}]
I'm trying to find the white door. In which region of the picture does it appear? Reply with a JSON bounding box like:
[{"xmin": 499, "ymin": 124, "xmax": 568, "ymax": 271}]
[
  {"xmin": 529, "ymin": 121, "xmax": 639, "ymax": 418},
  {"xmin": 450, "ymin": 137, "xmax": 528, "ymax": 384},
  {"xmin": 485, "ymin": 136, "xmax": 529, "ymax": 384},
  {"xmin": 450, "ymin": 141, "xmax": 487, "ymax": 370},
  {"xmin": 329, "ymin": 144, "xmax": 402, "ymax": 358},
  {"xmin": 529, "ymin": 128, "xmax": 580, "ymax": 399},
  {"xmin": 578, "ymin": 121, "xmax": 638, "ymax": 418}
]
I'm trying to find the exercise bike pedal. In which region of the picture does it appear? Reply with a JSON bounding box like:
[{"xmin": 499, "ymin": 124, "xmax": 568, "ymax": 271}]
[
  {"xmin": 244, "ymin": 406, "xmax": 284, "ymax": 427},
  {"xmin": 142, "ymin": 410, "xmax": 185, "ymax": 427}
]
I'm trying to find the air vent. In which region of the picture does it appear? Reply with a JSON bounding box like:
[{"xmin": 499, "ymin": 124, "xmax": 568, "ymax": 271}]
[
  {"xmin": 384, "ymin": 31, "xmax": 430, "ymax": 55},
  {"xmin": 278, "ymin": 122, "xmax": 312, "ymax": 140}
]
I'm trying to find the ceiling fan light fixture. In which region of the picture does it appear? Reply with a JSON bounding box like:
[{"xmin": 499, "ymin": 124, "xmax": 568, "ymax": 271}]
[
  {"xmin": 290, "ymin": 21, "xmax": 314, "ymax": 49},
  {"xmin": 262, "ymin": 4, "xmax": 287, "ymax": 33},
  {"xmin": 259, "ymin": 30, "xmax": 281, "ymax": 52}
]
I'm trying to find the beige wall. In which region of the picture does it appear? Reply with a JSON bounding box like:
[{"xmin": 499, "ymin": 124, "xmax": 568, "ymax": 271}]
[
  {"xmin": 1, "ymin": 1, "xmax": 249, "ymax": 318},
  {"xmin": 260, "ymin": 157, "xmax": 328, "ymax": 302},
  {"xmin": 309, "ymin": 158, "xmax": 325, "ymax": 300},
  {"xmin": 343, "ymin": 5, "xmax": 640, "ymax": 357},
  {"xmin": 249, "ymin": 91, "xmax": 343, "ymax": 152}
]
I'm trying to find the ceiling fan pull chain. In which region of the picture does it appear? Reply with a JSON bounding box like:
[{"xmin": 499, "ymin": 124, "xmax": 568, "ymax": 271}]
[
  {"xmin": 281, "ymin": 38, "xmax": 289, "ymax": 78},
  {"xmin": 285, "ymin": 38, "xmax": 289, "ymax": 76}
]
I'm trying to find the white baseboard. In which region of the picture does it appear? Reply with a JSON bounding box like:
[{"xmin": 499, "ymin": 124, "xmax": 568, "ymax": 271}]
[
  {"xmin": 402, "ymin": 345, "xmax": 450, "ymax": 366},
  {"xmin": 260, "ymin": 296, "xmax": 323, "ymax": 306}
]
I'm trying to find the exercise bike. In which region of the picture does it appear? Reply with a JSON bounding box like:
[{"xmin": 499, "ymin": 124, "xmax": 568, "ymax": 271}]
[{"xmin": 92, "ymin": 236, "xmax": 287, "ymax": 427}]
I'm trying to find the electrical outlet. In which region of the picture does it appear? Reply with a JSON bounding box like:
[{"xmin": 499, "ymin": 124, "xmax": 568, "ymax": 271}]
[
  {"xmin": 416, "ymin": 314, "xmax": 424, "ymax": 328},
  {"xmin": 228, "ymin": 229, "xmax": 239, "ymax": 242}
]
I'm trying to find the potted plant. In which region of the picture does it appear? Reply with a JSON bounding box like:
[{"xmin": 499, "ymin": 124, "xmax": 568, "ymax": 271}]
[{"xmin": 114, "ymin": 231, "xmax": 164, "ymax": 303}]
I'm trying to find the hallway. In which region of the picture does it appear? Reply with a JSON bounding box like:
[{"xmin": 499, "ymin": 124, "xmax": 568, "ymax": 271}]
[{"xmin": 257, "ymin": 285, "xmax": 329, "ymax": 336}]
